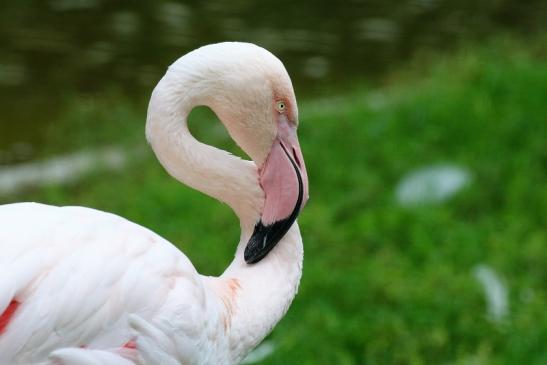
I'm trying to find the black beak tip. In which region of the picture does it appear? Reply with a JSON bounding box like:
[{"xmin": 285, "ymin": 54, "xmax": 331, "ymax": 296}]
[
  {"xmin": 244, "ymin": 216, "xmax": 294, "ymax": 265},
  {"xmin": 244, "ymin": 245, "xmax": 264, "ymax": 264}
]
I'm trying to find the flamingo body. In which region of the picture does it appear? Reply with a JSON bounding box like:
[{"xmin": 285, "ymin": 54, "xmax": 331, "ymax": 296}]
[
  {"xmin": 0, "ymin": 203, "xmax": 219, "ymax": 364},
  {"xmin": 0, "ymin": 42, "xmax": 309, "ymax": 365}
]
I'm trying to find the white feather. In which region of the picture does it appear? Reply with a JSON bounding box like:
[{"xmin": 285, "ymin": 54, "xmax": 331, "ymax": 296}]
[
  {"xmin": 0, "ymin": 43, "xmax": 305, "ymax": 365},
  {"xmin": 49, "ymin": 348, "xmax": 135, "ymax": 365}
]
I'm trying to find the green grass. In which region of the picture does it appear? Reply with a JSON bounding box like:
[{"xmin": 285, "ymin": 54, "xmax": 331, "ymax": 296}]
[{"xmin": 3, "ymin": 37, "xmax": 547, "ymax": 364}]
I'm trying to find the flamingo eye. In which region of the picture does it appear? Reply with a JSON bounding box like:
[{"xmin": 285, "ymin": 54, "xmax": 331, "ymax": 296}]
[{"xmin": 275, "ymin": 101, "xmax": 286, "ymax": 113}]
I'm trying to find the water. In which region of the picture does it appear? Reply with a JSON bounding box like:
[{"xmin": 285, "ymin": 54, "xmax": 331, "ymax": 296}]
[
  {"xmin": 0, "ymin": 147, "xmax": 128, "ymax": 195},
  {"xmin": 0, "ymin": 0, "xmax": 544, "ymax": 163}
]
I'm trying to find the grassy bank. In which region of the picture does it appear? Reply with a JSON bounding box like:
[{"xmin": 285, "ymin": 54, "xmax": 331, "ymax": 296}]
[{"xmin": 3, "ymin": 37, "xmax": 547, "ymax": 364}]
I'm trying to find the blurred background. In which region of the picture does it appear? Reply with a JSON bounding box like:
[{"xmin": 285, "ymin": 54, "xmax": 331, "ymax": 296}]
[{"xmin": 1, "ymin": 1, "xmax": 546, "ymax": 363}]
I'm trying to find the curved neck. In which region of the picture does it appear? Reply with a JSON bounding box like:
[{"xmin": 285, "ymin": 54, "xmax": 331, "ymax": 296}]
[
  {"xmin": 146, "ymin": 65, "xmax": 304, "ymax": 362},
  {"xmin": 146, "ymin": 70, "xmax": 263, "ymax": 227}
]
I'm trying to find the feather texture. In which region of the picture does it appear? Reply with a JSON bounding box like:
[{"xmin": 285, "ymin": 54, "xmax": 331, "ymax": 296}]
[
  {"xmin": 0, "ymin": 203, "xmax": 214, "ymax": 364},
  {"xmin": 0, "ymin": 42, "xmax": 306, "ymax": 365}
]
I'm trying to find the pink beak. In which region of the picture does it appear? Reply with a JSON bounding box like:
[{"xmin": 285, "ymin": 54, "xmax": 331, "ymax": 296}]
[{"xmin": 244, "ymin": 119, "xmax": 309, "ymax": 264}]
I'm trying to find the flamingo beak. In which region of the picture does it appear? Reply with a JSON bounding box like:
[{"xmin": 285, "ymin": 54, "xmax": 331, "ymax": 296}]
[{"xmin": 244, "ymin": 120, "xmax": 309, "ymax": 264}]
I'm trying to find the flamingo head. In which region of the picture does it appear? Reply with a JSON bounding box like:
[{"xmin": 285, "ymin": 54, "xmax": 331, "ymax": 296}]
[{"xmin": 187, "ymin": 42, "xmax": 309, "ymax": 264}]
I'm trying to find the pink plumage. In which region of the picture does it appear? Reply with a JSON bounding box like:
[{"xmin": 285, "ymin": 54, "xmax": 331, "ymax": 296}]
[{"xmin": 0, "ymin": 42, "xmax": 308, "ymax": 365}]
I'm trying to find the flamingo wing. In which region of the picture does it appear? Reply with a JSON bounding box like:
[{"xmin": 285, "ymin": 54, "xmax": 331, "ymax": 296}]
[{"xmin": 0, "ymin": 203, "xmax": 207, "ymax": 365}]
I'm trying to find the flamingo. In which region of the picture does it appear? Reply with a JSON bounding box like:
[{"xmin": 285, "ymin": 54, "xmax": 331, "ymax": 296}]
[{"xmin": 0, "ymin": 42, "xmax": 309, "ymax": 365}]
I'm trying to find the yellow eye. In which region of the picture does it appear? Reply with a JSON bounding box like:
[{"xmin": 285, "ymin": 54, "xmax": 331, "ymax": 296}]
[{"xmin": 276, "ymin": 101, "xmax": 286, "ymax": 113}]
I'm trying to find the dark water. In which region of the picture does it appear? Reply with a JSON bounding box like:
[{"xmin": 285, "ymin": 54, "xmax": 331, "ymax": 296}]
[{"xmin": 0, "ymin": 0, "xmax": 544, "ymax": 164}]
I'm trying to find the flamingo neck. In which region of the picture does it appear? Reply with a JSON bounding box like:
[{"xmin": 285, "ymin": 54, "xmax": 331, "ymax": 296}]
[
  {"xmin": 147, "ymin": 64, "xmax": 303, "ymax": 363},
  {"xmin": 146, "ymin": 71, "xmax": 263, "ymax": 226},
  {"xmin": 220, "ymin": 223, "xmax": 303, "ymax": 363}
]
